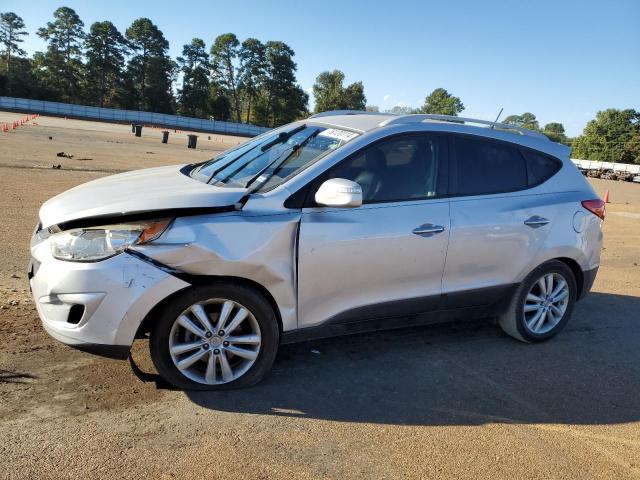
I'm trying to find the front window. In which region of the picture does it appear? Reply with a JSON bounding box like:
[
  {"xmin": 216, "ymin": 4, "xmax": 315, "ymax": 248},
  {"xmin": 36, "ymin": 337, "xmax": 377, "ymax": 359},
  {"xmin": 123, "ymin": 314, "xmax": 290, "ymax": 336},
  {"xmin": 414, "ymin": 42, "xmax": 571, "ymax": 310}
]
[
  {"xmin": 327, "ymin": 134, "xmax": 446, "ymax": 203},
  {"xmin": 189, "ymin": 124, "xmax": 359, "ymax": 191}
]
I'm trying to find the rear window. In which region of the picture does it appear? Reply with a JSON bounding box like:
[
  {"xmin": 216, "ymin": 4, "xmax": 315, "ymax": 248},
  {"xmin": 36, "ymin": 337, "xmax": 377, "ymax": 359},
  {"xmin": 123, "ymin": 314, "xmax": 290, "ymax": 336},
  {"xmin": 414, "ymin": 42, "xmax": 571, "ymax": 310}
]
[
  {"xmin": 452, "ymin": 136, "xmax": 561, "ymax": 196},
  {"xmin": 452, "ymin": 136, "xmax": 527, "ymax": 195}
]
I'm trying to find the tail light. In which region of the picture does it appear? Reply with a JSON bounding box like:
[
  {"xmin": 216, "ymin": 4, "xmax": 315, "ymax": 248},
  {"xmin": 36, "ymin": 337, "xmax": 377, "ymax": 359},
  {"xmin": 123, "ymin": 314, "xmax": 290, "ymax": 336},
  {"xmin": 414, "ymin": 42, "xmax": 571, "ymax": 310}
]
[{"xmin": 582, "ymin": 199, "xmax": 606, "ymax": 220}]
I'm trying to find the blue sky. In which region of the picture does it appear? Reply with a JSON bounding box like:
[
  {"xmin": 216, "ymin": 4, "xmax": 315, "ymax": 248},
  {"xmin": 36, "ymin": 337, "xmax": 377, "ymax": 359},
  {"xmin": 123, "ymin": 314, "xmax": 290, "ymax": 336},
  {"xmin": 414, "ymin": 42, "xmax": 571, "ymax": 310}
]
[{"xmin": 3, "ymin": 0, "xmax": 639, "ymax": 136}]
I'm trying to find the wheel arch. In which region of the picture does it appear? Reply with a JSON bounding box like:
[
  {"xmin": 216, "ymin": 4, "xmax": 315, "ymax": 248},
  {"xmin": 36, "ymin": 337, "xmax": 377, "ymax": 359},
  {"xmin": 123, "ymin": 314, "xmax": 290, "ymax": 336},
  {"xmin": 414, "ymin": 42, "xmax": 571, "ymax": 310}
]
[
  {"xmin": 553, "ymin": 257, "xmax": 585, "ymax": 299},
  {"xmin": 135, "ymin": 275, "xmax": 284, "ymax": 340}
]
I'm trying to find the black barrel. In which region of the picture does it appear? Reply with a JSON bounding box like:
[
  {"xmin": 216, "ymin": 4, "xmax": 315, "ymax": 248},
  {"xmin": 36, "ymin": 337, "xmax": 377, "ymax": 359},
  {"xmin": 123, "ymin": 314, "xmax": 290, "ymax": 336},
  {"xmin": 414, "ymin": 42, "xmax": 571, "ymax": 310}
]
[
  {"xmin": 162, "ymin": 130, "xmax": 169, "ymax": 144},
  {"xmin": 187, "ymin": 134, "xmax": 198, "ymax": 149},
  {"xmin": 134, "ymin": 124, "xmax": 142, "ymax": 137}
]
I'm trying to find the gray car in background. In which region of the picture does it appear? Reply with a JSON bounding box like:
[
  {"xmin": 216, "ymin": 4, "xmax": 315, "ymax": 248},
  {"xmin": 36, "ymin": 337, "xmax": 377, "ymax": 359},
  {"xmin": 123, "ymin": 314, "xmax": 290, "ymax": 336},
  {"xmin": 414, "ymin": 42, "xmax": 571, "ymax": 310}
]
[{"xmin": 30, "ymin": 111, "xmax": 605, "ymax": 389}]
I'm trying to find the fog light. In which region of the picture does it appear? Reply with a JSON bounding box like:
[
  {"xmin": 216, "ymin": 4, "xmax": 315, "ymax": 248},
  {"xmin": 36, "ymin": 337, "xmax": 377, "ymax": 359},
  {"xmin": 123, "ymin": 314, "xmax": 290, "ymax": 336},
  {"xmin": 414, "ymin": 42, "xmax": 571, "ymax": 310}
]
[{"xmin": 67, "ymin": 304, "xmax": 85, "ymax": 325}]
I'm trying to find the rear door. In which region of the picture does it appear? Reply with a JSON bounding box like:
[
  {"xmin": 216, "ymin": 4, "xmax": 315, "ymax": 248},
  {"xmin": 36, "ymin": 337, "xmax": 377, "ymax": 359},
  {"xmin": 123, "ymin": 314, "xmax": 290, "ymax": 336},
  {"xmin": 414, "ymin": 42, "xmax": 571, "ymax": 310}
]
[
  {"xmin": 442, "ymin": 135, "xmax": 562, "ymax": 306},
  {"xmin": 297, "ymin": 133, "xmax": 450, "ymax": 328}
]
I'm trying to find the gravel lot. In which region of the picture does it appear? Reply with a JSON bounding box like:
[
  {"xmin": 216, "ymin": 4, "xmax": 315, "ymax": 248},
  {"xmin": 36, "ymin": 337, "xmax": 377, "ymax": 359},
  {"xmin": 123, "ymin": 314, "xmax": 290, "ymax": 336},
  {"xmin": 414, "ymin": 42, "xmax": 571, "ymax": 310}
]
[{"xmin": 1, "ymin": 113, "xmax": 639, "ymax": 479}]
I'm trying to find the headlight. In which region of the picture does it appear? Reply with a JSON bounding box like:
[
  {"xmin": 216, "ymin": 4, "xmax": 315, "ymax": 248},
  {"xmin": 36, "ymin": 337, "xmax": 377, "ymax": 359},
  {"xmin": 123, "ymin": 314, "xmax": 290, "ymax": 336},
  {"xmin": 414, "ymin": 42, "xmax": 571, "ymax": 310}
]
[{"xmin": 50, "ymin": 219, "xmax": 171, "ymax": 262}]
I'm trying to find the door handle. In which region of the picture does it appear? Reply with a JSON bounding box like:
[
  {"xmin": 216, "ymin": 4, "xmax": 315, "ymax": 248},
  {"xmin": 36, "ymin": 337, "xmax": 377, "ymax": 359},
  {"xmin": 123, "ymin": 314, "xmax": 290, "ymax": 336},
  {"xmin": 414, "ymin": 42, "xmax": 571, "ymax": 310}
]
[
  {"xmin": 524, "ymin": 215, "xmax": 550, "ymax": 228},
  {"xmin": 412, "ymin": 223, "xmax": 445, "ymax": 237}
]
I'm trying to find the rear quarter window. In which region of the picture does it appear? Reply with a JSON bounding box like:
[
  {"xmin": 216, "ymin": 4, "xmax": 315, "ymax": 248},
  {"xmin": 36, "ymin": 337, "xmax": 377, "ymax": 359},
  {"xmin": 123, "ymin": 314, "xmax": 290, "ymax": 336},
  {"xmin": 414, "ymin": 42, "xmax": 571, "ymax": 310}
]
[{"xmin": 521, "ymin": 149, "xmax": 562, "ymax": 186}]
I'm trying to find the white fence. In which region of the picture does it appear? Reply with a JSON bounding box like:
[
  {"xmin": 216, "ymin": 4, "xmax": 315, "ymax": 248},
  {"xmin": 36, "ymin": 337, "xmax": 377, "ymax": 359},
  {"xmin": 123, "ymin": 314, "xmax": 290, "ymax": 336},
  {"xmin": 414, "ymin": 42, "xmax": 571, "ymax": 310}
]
[
  {"xmin": 572, "ymin": 158, "xmax": 640, "ymax": 175},
  {"xmin": 0, "ymin": 96, "xmax": 270, "ymax": 137}
]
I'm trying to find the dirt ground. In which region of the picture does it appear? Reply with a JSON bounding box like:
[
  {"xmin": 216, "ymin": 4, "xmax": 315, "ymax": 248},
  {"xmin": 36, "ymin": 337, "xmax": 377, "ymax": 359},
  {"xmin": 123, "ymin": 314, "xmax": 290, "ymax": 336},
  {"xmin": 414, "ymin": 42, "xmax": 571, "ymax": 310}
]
[{"xmin": 1, "ymin": 113, "xmax": 639, "ymax": 479}]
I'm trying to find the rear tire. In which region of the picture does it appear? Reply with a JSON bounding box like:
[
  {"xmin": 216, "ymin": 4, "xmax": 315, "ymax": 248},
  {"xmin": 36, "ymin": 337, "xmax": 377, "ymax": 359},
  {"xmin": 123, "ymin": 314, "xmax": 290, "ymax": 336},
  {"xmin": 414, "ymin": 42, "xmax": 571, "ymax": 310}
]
[
  {"xmin": 499, "ymin": 260, "xmax": 577, "ymax": 343},
  {"xmin": 149, "ymin": 283, "xmax": 279, "ymax": 390}
]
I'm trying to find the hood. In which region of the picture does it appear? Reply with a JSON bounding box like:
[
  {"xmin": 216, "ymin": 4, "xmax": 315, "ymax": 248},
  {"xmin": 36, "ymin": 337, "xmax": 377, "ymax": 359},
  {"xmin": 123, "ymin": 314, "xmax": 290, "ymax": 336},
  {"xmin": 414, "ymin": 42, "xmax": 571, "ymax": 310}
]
[{"xmin": 39, "ymin": 164, "xmax": 247, "ymax": 229}]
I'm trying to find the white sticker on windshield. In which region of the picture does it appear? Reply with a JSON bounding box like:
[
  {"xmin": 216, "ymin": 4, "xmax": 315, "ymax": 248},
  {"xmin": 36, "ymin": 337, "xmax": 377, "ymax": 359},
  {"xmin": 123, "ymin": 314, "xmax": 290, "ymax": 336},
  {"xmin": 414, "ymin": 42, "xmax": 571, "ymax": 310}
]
[{"xmin": 318, "ymin": 128, "xmax": 359, "ymax": 142}]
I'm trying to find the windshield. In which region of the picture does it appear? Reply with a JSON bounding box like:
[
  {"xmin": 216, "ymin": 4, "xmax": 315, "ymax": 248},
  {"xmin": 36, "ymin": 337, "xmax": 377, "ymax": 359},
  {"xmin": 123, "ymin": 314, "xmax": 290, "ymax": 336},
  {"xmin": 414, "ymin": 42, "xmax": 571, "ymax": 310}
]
[{"xmin": 189, "ymin": 124, "xmax": 359, "ymax": 191}]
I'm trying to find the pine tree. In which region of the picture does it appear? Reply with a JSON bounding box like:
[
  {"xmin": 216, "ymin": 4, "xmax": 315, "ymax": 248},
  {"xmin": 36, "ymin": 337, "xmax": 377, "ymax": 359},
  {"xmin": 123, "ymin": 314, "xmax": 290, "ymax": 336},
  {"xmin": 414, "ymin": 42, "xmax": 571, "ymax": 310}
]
[
  {"xmin": 177, "ymin": 38, "xmax": 211, "ymax": 117},
  {"xmin": 125, "ymin": 18, "xmax": 174, "ymax": 113},
  {"xmin": 0, "ymin": 12, "xmax": 28, "ymax": 76},
  {"xmin": 84, "ymin": 21, "xmax": 128, "ymax": 107},
  {"xmin": 238, "ymin": 38, "xmax": 266, "ymax": 123},
  {"xmin": 36, "ymin": 7, "xmax": 85, "ymax": 102},
  {"xmin": 211, "ymin": 33, "xmax": 241, "ymax": 122}
]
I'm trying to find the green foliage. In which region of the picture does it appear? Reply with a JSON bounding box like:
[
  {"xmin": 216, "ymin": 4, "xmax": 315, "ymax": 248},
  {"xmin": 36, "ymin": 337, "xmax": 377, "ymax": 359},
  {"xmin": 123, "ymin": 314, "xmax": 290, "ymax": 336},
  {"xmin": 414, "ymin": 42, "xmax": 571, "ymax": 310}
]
[
  {"xmin": 386, "ymin": 105, "xmax": 419, "ymax": 115},
  {"xmin": 572, "ymin": 109, "xmax": 640, "ymax": 164},
  {"xmin": 208, "ymin": 36, "xmax": 308, "ymax": 126},
  {"xmin": 2, "ymin": 8, "xmax": 313, "ymax": 127},
  {"xmin": 125, "ymin": 18, "xmax": 174, "ymax": 113},
  {"xmin": 238, "ymin": 38, "xmax": 266, "ymax": 123},
  {"xmin": 542, "ymin": 122, "xmax": 567, "ymax": 143},
  {"xmin": 0, "ymin": 56, "xmax": 42, "ymax": 98},
  {"xmin": 260, "ymin": 41, "xmax": 308, "ymax": 127},
  {"xmin": 503, "ymin": 112, "xmax": 540, "ymax": 131},
  {"xmin": 36, "ymin": 7, "xmax": 85, "ymax": 102},
  {"xmin": 84, "ymin": 21, "xmax": 128, "ymax": 107},
  {"xmin": 208, "ymin": 82, "xmax": 231, "ymax": 121},
  {"xmin": 125, "ymin": 17, "xmax": 168, "ymax": 56},
  {"xmin": 211, "ymin": 33, "xmax": 241, "ymax": 121},
  {"xmin": 312, "ymin": 70, "xmax": 366, "ymax": 113},
  {"xmin": 177, "ymin": 38, "xmax": 211, "ymax": 117},
  {"xmin": 420, "ymin": 88, "xmax": 464, "ymax": 116},
  {"xmin": 0, "ymin": 12, "xmax": 28, "ymax": 79}
]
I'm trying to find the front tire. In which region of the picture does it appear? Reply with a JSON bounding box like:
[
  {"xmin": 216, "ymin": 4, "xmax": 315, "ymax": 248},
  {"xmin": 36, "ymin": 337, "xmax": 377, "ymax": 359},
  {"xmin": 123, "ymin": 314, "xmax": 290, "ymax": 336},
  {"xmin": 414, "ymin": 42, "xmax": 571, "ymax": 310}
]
[
  {"xmin": 150, "ymin": 283, "xmax": 279, "ymax": 390},
  {"xmin": 499, "ymin": 260, "xmax": 577, "ymax": 343}
]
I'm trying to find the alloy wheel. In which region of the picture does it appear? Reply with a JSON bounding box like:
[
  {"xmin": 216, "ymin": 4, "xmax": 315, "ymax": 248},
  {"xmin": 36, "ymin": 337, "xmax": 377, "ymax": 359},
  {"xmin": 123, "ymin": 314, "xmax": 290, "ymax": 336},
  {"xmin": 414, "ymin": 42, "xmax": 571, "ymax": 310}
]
[
  {"xmin": 523, "ymin": 272, "xmax": 570, "ymax": 335},
  {"xmin": 168, "ymin": 298, "xmax": 262, "ymax": 385}
]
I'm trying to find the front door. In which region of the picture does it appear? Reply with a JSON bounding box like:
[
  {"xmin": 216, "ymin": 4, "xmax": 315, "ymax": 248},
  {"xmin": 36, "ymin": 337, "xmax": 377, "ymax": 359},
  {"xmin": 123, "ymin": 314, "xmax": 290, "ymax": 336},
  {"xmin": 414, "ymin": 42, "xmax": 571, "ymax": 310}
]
[{"xmin": 297, "ymin": 133, "xmax": 450, "ymax": 328}]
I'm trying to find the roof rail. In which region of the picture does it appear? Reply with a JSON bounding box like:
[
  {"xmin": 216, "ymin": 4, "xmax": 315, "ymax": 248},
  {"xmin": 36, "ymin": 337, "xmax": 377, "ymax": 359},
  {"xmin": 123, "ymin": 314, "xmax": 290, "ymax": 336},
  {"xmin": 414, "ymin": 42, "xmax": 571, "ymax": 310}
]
[
  {"xmin": 379, "ymin": 114, "xmax": 549, "ymax": 140},
  {"xmin": 309, "ymin": 110, "xmax": 386, "ymax": 119}
]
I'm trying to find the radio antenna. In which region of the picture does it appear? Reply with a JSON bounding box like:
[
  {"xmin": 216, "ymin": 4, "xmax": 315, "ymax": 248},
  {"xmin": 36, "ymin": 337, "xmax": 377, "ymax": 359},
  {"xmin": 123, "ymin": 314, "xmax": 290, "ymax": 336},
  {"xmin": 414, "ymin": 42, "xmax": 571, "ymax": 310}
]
[{"xmin": 491, "ymin": 107, "xmax": 504, "ymax": 128}]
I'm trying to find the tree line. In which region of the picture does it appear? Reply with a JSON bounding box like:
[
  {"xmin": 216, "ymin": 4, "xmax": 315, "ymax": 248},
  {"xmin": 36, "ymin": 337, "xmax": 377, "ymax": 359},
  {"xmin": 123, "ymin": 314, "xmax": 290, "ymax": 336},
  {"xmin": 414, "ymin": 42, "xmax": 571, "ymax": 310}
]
[
  {"xmin": 1, "ymin": 8, "xmax": 638, "ymax": 163},
  {"xmin": 0, "ymin": 8, "xmax": 308, "ymax": 127}
]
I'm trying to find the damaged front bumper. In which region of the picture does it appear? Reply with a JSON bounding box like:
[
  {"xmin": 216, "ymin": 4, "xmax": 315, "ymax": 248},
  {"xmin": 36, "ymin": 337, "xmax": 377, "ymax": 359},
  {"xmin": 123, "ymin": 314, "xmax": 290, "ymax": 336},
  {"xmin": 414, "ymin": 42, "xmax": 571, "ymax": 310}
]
[{"xmin": 29, "ymin": 242, "xmax": 190, "ymax": 359}]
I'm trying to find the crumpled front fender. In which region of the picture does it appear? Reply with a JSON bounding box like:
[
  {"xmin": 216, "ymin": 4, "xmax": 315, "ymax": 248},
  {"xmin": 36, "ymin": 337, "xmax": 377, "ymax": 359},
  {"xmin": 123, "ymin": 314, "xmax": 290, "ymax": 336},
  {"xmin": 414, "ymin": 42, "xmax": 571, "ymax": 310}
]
[{"xmin": 133, "ymin": 211, "xmax": 301, "ymax": 331}]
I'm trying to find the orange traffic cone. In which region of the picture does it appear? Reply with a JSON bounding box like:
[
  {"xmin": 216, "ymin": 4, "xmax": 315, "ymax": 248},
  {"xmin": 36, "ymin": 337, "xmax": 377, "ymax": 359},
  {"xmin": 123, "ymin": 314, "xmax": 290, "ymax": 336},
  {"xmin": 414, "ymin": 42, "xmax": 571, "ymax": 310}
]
[
  {"xmin": 12, "ymin": 121, "xmax": 16, "ymax": 130},
  {"xmin": 603, "ymin": 190, "xmax": 610, "ymax": 203},
  {"xmin": 2, "ymin": 123, "xmax": 7, "ymax": 132}
]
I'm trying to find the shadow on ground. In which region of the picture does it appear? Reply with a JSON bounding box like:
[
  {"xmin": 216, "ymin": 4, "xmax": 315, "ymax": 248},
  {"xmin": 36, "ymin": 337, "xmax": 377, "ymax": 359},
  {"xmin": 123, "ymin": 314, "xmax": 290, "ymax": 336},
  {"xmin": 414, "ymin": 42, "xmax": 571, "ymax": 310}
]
[
  {"xmin": 182, "ymin": 292, "xmax": 640, "ymax": 426},
  {"xmin": 0, "ymin": 370, "xmax": 35, "ymax": 384}
]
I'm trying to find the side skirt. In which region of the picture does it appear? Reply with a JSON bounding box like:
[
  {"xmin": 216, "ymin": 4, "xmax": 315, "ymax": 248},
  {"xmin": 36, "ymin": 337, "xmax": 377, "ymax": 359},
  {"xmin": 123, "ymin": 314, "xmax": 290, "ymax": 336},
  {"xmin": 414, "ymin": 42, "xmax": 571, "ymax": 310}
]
[{"xmin": 281, "ymin": 284, "xmax": 517, "ymax": 344}]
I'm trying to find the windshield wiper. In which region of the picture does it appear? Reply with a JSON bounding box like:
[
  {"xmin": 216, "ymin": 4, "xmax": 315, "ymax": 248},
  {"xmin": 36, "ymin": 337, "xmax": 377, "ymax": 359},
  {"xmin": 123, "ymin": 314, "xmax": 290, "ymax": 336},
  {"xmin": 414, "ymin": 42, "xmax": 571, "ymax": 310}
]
[
  {"xmin": 206, "ymin": 124, "xmax": 306, "ymax": 185},
  {"xmin": 259, "ymin": 124, "xmax": 306, "ymax": 152},
  {"xmin": 205, "ymin": 141, "xmax": 263, "ymax": 184},
  {"xmin": 234, "ymin": 128, "xmax": 321, "ymax": 208}
]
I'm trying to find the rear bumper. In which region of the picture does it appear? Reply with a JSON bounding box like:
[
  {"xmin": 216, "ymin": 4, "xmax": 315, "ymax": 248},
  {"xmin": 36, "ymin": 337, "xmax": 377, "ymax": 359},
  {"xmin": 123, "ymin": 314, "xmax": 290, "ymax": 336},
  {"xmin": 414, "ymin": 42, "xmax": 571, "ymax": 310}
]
[{"xmin": 579, "ymin": 266, "xmax": 599, "ymax": 300}]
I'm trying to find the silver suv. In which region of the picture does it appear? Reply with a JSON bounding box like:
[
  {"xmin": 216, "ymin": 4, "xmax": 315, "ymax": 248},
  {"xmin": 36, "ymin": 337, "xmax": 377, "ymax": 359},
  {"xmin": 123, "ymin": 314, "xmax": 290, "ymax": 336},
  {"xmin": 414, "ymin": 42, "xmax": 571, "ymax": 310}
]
[{"xmin": 29, "ymin": 112, "xmax": 604, "ymax": 390}]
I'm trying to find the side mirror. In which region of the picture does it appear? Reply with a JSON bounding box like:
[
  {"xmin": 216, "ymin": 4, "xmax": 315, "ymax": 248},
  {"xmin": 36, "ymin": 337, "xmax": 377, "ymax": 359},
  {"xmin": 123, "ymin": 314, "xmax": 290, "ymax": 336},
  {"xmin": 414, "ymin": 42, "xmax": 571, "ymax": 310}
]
[{"xmin": 314, "ymin": 178, "xmax": 363, "ymax": 208}]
